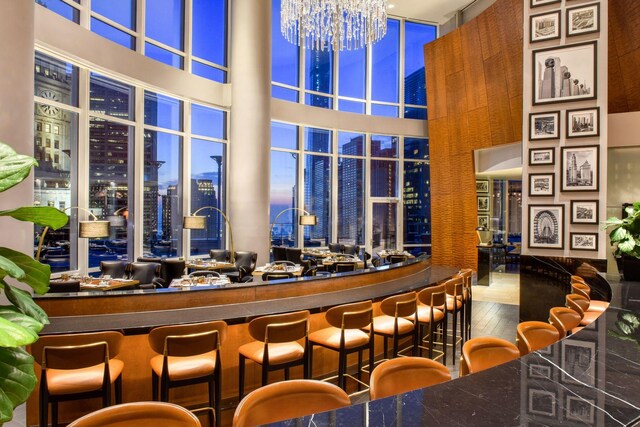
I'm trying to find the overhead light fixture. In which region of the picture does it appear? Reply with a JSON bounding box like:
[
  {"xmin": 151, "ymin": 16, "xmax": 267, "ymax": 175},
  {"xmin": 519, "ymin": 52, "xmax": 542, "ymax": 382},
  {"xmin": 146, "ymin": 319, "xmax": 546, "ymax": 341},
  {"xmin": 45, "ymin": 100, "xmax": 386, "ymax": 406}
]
[
  {"xmin": 281, "ymin": 0, "xmax": 388, "ymax": 51},
  {"xmin": 183, "ymin": 206, "xmax": 235, "ymax": 263}
]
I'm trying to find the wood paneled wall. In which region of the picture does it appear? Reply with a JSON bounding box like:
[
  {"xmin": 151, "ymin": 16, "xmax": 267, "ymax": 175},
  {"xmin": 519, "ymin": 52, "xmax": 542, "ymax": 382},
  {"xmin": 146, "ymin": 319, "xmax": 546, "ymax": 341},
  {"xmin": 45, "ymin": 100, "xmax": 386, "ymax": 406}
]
[
  {"xmin": 609, "ymin": 0, "xmax": 640, "ymax": 114},
  {"xmin": 425, "ymin": 0, "xmax": 523, "ymax": 270}
]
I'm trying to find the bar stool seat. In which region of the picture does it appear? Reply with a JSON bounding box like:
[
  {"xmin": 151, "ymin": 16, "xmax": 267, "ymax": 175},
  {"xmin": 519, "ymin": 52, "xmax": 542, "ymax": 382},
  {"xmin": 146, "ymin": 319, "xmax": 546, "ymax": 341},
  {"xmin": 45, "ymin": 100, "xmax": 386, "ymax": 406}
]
[
  {"xmin": 150, "ymin": 354, "xmax": 217, "ymax": 382},
  {"xmin": 238, "ymin": 341, "xmax": 305, "ymax": 365},
  {"xmin": 415, "ymin": 305, "xmax": 445, "ymax": 323},
  {"xmin": 365, "ymin": 292, "xmax": 418, "ymax": 359},
  {"xmin": 46, "ymin": 359, "xmax": 124, "ymax": 395},
  {"xmin": 308, "ymin": 328, "xmax": 370, "ymax": 350},
  {"xmin": 370, "ymin": 316, "xmax": 415, "ymax": 336}
]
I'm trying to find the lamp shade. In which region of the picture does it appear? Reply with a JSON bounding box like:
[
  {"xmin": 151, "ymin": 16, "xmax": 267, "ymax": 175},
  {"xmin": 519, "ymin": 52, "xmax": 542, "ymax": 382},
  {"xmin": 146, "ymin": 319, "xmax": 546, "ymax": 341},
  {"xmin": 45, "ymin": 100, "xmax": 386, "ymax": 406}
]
[
  {"xmin": 183, "ymin": 215, "xmax": 207, "ymax": 230},
  {"xmin": 299, "ymin": 214, "xmax": 317, "ymax": 226},
  {"xmin": 106, "ymin": 215, "xmax": 126, "ymax": 228},
  {"xmin": 79, "ymin": 220, "xmax": 110, "ymax": 238}
]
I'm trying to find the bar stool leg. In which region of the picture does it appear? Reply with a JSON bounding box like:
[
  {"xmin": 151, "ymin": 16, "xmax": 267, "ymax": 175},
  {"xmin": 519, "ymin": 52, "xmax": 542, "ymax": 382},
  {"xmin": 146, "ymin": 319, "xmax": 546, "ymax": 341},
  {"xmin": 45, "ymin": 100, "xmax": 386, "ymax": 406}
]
[
  {"xmin": 151, "ymin": 371, "xmax": 159, "ymax": 401},
  {"xmin": 39, "ymin": 386, "xmax": 48, "ymax": 427},
  {"xmin": 215, "ymin": 364, "xmax": 222, "ymax": 427},
  {"xmin": 51, "ymin": 400, "xmax": 58, "ymax": 427},
  {"xmin": 238, "ymin": 354, "xmax": 246, "ymax": 400},
  {"xmin": 115, "ymin": 375, "xmax": 122, "ymax": 404}
]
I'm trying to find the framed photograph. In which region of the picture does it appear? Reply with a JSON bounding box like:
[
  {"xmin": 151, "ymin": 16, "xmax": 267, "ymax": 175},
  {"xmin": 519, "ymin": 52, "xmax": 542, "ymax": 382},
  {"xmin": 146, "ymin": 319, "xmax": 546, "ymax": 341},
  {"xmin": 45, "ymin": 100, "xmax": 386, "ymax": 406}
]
[
  {"xmin": 528, "ymin": 388, "xmax": 557, "ymax": 417},
  {"xmin": 529, "ymin": 111, "xmax": 560, "ymax": 140},
  {"xmin": 530, "ymin": 11, "xmax": 561, "ymax": 43},
  {"xmin": 528, "ymin": 364, "xmax": 552, "ymax": 380},
  {"xmin": 530, "ymin": 0, "xmax": 561, "ymax": 8},
  {"xmin": 570, "ymin": 200, "xmax": 598, "ymax": 224},
  {"xmin": 567, "ymin": 107, "xmax": 599, "ymax": 138},
  {"xmin": 532, "ymin": 41, "xmax": 597, "ymax": 105},
  {"xmin": 566, "ymin": 395, "xmax": 595, "ymax": 423},
  {"xmin": 567, "ymin": 2, "xmax": 600, "ymax": 37},
  {"xmin": 570, "ymin": 232, "xmax": 598, "ymax": 251},
  {"xmin": 478, "ymin": 215, "xmax": 489, "ymax": 229},
  {"xmin": 477, "ymin": 196, "xmax": 490, "ymax": 212},
  {"xmin": 561, "ymin": 339, "xmax": 596, "ymax": 386},
  {"xmin": 529, "ymin": 147, "xmax": 555, "ymax": 166},
  {"xmin": 529, "ymin": 173, "xmax": 555, "ymax": 197},
  {"xmin": 529, "ymin": 204, "xmax": 564, "ymax": 249},
  {"xmin": 476, "ymin": 179, "xmax": 489, "ymax": 193},
  {"xmin": 561, "ymin": 145, "xmax": 599, "ymax": 192}
]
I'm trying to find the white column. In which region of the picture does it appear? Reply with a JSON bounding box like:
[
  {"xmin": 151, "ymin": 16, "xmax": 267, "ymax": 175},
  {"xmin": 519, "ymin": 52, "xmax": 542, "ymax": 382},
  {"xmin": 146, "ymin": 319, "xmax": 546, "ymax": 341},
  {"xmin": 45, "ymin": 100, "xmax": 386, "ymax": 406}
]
[
  {"xmin": 229, "ymin": 0, "xmax": 272, "ymax": 265},
  {"xmin": 0, "ymin": 1, "xmax": 35, "ymax": 257}
]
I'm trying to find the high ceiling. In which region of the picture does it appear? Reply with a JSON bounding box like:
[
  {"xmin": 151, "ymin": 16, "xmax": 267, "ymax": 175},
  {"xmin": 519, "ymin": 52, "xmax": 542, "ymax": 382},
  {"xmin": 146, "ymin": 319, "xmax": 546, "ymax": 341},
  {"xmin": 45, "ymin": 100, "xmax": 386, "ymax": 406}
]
[{"xmin": 388, "ymin": 0, "xmax": 477, "ymax": 24}]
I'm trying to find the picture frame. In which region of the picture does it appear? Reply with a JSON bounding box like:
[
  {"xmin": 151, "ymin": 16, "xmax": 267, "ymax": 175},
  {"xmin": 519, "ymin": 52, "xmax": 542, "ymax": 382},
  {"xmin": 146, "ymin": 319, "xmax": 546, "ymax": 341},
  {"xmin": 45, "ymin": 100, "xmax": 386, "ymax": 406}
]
[
  {"xmin": 530, "ymin": 10, "xmax": 561, "ymax": 43},
  {"xmin": 566, "ymin": 395, "xmax": 595, "ymax": 423},
  {"xmin": 528, "ymin": 388, "xmax": 557, "ymax": 417},
  {"xmin": 567, "ymin": 2, "xmax": 600, "ymax": 37},
  {"xmin": 561, "ymin": 145, "xmax": 599, "ymax": 192},
  {"xmin": 566, "ymin": 107, "xmax": 600, "ymax": 138},
  {"xmin": 561, "ymin": 339, "xmax": 596, "ymax": 386},
  {"xmin": 529, "ymin": 147, "xmax": 555, "ymax": 166},
  {"xmin": 477, "ymin": 196, "xmax": 490, "ymax": 212},
  {"xmin": 532, "ymin": 41, "xmax": 597, "ymax": 105},
  {"xmin": 529, "ymin": 111, "xmax": 560, "ymax": 140},
  {"xmin": 530, "ymin": 0, "xmax": 561, "ymax": 8},
  {"xmin": 476, "ymin": 179, "xmax": 489, "ymax": 193},
  {"xmin": 570, "ymin": 200, "xmax": 599, "ymax": 224},
  {"xmin": 528, "ymin": 363, "xmax": 552, "ymax": 380},
  {"xmin": 529, "ymin": 204, "xmax": 564, "ymax": 249},
  {"xmin": 529, "ymin": 173, "xmax": 555, "ymax": 197},
  {"xmin": 478, "ymin": 215, "xmax": 489, "ymax": 229},
  {"xmin": 570, "ymin": 232, "xmax": 598, "ymax": 251}
]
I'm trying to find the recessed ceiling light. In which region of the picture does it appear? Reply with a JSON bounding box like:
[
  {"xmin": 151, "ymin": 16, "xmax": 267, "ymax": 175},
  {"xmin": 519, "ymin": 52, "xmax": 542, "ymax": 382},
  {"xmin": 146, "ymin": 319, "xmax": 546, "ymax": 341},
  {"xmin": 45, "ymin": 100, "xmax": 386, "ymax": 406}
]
[{"xmin": 388, "ymin": 4, "xmax": 395, "ymax": 9}]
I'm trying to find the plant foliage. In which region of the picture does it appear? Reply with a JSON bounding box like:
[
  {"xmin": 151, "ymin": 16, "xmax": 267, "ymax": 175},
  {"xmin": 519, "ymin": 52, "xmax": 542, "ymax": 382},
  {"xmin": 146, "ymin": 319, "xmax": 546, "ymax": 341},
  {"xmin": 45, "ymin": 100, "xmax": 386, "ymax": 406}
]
[{"xmin": 604, "ymin": 202, "xmax": 640, "ymax": 259}]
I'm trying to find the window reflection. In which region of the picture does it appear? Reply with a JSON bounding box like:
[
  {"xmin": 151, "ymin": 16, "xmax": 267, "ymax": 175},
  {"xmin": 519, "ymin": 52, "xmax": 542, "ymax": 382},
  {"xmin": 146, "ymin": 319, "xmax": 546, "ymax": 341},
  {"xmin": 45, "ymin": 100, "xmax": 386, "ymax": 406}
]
[
  {"xmin": 304, "ymin": 154, "xmax": 331, "ymax": 247},
  {"xmin": 338, "ymin": 157, "xmax": 365, "ymax": 246},
  {"xmin": 270, "ymin": 151, "xmax": 298, "ymax": 247}
]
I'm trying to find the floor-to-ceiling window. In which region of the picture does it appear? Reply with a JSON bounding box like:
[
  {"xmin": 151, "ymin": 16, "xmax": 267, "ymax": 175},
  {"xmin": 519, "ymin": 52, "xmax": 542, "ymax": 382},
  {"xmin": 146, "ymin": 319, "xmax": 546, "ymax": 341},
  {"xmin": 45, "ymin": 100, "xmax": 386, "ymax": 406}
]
[{"xmin": 403, "ymin": 137, "xmax": 431, "ymax": 255}]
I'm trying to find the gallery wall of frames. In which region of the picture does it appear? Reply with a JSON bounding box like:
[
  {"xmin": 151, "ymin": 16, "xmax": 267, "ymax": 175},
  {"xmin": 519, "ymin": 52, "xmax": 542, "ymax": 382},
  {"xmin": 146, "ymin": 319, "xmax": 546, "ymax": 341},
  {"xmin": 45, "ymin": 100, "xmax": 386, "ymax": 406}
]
[{"xmin": 522, "ymin": 0, "xmax": 607, "ymax": 259}]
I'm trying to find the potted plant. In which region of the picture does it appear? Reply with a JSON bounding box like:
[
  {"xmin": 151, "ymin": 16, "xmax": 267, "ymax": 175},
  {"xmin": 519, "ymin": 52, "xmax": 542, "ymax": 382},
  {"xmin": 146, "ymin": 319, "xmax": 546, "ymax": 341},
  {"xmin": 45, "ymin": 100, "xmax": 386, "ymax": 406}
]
[
  {"xmin": 0, "ymin": 142, "xmax": 67, "ymax": 424},
  {"xmin": 605, "ymin": 202, "xmax": 640, "ymax": 282}
]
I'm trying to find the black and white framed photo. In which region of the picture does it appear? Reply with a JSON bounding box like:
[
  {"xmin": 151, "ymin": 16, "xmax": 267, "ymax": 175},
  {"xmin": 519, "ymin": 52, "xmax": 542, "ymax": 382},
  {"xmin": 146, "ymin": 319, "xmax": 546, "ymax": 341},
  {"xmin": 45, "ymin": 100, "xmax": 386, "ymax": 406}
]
[
  {"xmin": 529, "ymin": 204, "xmax": 564, "ymax": 249},
  {"xmin": 478, "ymin": 215, "xmax": 489, "ymax": 229},
  {"xmin": 533, "ymin": 41, "xmax": 597, "ymax": 105},
  {"xmin": 566, "ymin": 395, "xmax": 595, "ymax": 423},
  {"xmin": 476, "ymin": 179, "xmax": 489, "ymax": 193},
  {"xmin": 530, "ymin": 0, "xmax": 561, "ymax": 8},
  {"xmin": 477, "ymin": 196, "xmax": 490, "ymax": 212},
  {"xmin": 567, "ymin": 2, "xmax": 600, "ymax": 37},
  {"xmin": 529, "ymin": 147, "xmax": 555, "ymax": 166},
  {"xmin": 529, "ymin": 173, "xmax": 555, "ymax": 197},
  {"xmin": 530, "ymin": 11, "xmax": 561, "ymax": 43},
  {"xmin": 529, "ymin": 111, "xmax": 560, "ymax": 140},
  {"xmin": 570, "ymin": 232, "xmax": 598, "ymax": 251},
  {"xmin": 561, "ymin": 339, "xmax": 596, "ymax": 386},
  {"xmin": 528, "ymin": 388, "xmax": 557, "ymax": 417},
  {"xmin": 567, "ymin": 107, "xmax": 599, "ymax": 138},
  {"xmin": 570, "ymin": 200, "xmax": 598, "ymax": 224},
  {"xmin": 561, "ymin": 145, "xmax": 599, "ymax": 192},
  {"xmin": 528, "ymin": 364, "xmax": 552, "ymax": 380}
]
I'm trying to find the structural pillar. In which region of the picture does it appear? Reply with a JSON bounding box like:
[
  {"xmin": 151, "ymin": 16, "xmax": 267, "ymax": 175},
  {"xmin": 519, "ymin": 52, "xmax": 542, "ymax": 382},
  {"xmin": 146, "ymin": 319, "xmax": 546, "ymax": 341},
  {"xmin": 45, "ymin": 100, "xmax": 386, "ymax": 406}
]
[{"xmin": 229, "ymin": 0, "xmax": 272, "ymax": 265}]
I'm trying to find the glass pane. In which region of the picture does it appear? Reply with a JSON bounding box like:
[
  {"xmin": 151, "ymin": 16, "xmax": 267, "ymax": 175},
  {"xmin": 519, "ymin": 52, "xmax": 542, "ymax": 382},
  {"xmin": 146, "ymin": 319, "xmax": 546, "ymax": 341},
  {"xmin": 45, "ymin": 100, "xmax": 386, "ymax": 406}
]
[
  {"xmin": 371, "ymin": 160, "xmax": 398, "ymax": 197},
  {"xmin": 372, "ymin": 202, "xmax": 397, "ymax": 254},
  {"xmin": 271, "ymin": 122, "xmax": 298, "ymax": 150},
  {"xmin": 404, "ymin": 22, "xmax": 436, "ymax": 107},
  {"xmin": 91, "ymin": 18, "xmax": 135, "ymax": 49},
  {"xmin": 192, "ymin": 104, "xmax": 226, "ymax": 140},
  {"xmin": 192, "ymin": 61, "xmax": 226, "ymax": 83},
  {"xmin": 403, "ymin": 246, "xmax": 431, "ymax": 256},
  {"xmin": 92, "ymin": 0, "xmax": 135, "ymax": 29},
  {"xmin": 339, "ymin": 48, "xmax": 365, "ymax": 99},
  {"xmin": 145, "ymin": 0, "xmax": 184, "ymax": 50},
  {"xmin": 36, "ymin": 0, "xmax": 79, "ymax": 23},
  {"xmin": 144, "ymin": 91, "xmax": 183, "ymax": 131},
  {"xmin": 34, "ymin": 104, "xmax": 79, "ymax": 273},
  {"xmin": 404, "ymin": 107, "xmax": 427, "ymax": 120},
  {"xmin": 90, "ymin": 73, "xmax": 135, "ymax": 120},
  {"xmin": 338, "ymin": 157, "xmax": 365, "ymax": 245},
  {"xmin": 338, "ymin": 132, "xmax": 364, "ymax": 156},
  {"xmin": 270, "ymin": 151, "xmax": 298, "ymax": 247},
  {"xmin": 190, "ymin": 139, "xmax": 226, "ymax": 255},
  {"xmin": 304, "ymin": 127, "xmax": 332, "ymax": 154},
  {"xmin": 145, "ymin": 43, "xmax": 184, "ymax": 69},
  {"xmin": 371, "ymin": 103, "xmax": 399, "ymax": 117},
  {"xmin": 371, "ymin": 135, "xmax": 398, "ymax": 158},
  {"xmin": 305, "ymin": 93, "xmax": 333, "ymax": 109},
  {"xmin": 372, "ymin": 18, "xmax": 399, "ymax": 103},
  {"xmin": 305, "ymin": 50, "xmax": 333, "ymax": 94},
  {"xmin": 88, "ymin": 118, "xmax": 132, "ymax": 268},
  {"xmin": 403, "ymin": 161, "xmax": 431, "ymax": 245},
  {"xmin": 508, "ymin": 180, "xmax": 522, "ymax": 245},
  {"xmin": 35, "ymin": 52, "xmax": 79, "ymax": 107},
  {"xmin": 144, "ymin": 131, "xmax": 182, "ymax": 257},
  {"xmin": 492, "ymin": 180, "xmax": 506, "ymax": 244},
  {"xmin": 272, "ymin": 0, "xmax": 299, "ymax": 86},
  {"xmin": 304, "ymin": 154, "xmax": 332, "ymax": 247},
  {"xmin": 338, "ymin": 99, "xmax": 365, "ymax": 114},
  {"xmin": 192, "ymin": 0, "xmax": 226, "ymax": 66},
  {"xmin": 272, "ymin": 85, "xmax": 299, "ymax": 102},
  {"xmin": 404, "ymin": 137, "xmax": 429, "ymax": 160}
]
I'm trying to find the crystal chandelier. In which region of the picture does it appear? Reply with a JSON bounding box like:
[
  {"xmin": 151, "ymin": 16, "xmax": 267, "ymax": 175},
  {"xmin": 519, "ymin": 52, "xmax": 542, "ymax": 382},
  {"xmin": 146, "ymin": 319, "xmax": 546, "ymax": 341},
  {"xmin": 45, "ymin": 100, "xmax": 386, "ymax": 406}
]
[{"xmin": 281, "ymin": 0, "xmax": 388, "ymax": 51}]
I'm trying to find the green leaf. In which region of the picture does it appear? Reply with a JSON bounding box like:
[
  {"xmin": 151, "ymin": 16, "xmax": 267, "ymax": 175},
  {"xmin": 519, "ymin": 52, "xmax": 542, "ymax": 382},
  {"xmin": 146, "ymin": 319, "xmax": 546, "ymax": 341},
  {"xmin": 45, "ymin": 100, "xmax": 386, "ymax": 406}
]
[
  {"xmin": 619, "ymin": 238, "xmax": 636, "ymax": 254},
  {"xmin": 1, "ymin": 281, "xmax": 49, "ymax": 325},
  {"xmin": 0, "ymin": 306, "xmax": 43, "ymax": 335},
  {"xmin": 0, "ymin": 207, "xmax": 68, "ymax": 230},
  {"xmin": 0, "ymin": 347, "xmax": 37, "ymax": 424},
  {"xmin": 0, "ymin": 317, "xmax": 38, "ymax": 347},
  {"xmin": 610, "ymin": 227, "xmax": 628, "ymax": 243},
  {"xmin": 0, "ymin": 144, "xmax": 36, "ymax": 194},
  {"xmin": 0, "ymin": 256, "xmax": 25, "ymax": 281},
  {"xmin": 0, "ymin": 248, "xmax": 50, "ymax": 295}
]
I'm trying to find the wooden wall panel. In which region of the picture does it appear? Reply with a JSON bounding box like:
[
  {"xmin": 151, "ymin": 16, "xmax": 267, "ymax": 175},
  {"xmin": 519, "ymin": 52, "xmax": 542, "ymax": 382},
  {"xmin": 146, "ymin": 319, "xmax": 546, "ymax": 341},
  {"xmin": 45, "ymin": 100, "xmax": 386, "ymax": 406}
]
[
  {"xmin": 425, "ymin": 0, "xmax": 523, "ymax": 270},
  {"xmin": 609, "ymin": 0, "xmax": 640, "ymax": 113}
]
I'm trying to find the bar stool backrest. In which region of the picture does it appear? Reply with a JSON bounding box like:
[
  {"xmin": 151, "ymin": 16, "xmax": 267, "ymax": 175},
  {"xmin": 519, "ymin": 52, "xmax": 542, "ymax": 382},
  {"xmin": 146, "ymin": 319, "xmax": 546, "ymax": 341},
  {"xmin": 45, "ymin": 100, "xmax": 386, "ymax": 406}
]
[
  {"xmin": 148, "ymin": 321, "xmax": 228, "ymax": 356},
  {"xmin": 565, "ymin": 294, "xmax": 589, "ymax": 317},
  {"xmin": 248, "ymin": 310, "xmax": 310, "ymax": 343},
  {"xmin": 549, "ymin": 307, "xmax": 582, "ymax": 339},
  {"xmin": 444, "ymin": 276, "xmax": 464, "ymax": 297},
  {"xmin": 369, "ymin": 357, "xmax": 451, "ymax": 400},
  {"xmin": 516, "ymin": 321, "xmax": 560, "ymax": 356},
  {"xmin": 417, "ymin": 284, "xmax": 447, "ymax": 308},
  {"xmin": 571, "ymin": 282, "xmax": 591, "ymax": 299},
  {"xmin": 67, "ymin": 402, "xmax": 202, "ymax": 427},
  {"xmin": 325, "ymin": 300, "xmax": 373, "ymax": 330},
  {"xmin": 32, "ymin": 331, "xmax": 123, "ymax": 367},
  {"xmin": 460, "ymin": 337, "xmax": 520, "ymax": 376},
  {"xmin": 380, "ymin": 292, "xmax": 417, "ymax": 318}
]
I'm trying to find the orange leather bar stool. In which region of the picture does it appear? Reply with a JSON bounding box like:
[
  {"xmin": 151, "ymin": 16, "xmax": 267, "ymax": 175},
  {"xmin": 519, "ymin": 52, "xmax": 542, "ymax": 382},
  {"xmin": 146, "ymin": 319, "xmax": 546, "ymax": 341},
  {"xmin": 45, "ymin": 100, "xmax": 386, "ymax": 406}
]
[
  {"xmin": 369, "ymin": 357, "xmax": 451, "ymax": 400},
  {"xmin": 67, "ymin": 402, "xmax": 201, "ymax": 427},
  {"xmin": 415, "ymin": 284, "xmax": 447, "ymax": 361},
  {"xmin": 365, "ymin": 291, "xmax": 418, "ymax": 360},
  {"xmin": 148, "ymin": 321, "xmax": 227, "ymax": 427},
  {"xmin": 459, "ymin": 337, "xmax": 520, "ymax": 376},
  {"xmin": 571, "ymin": 281, "xmax": 609, "ymax": 312},
  {"xmin": 32, "ymin": 331, "xmax": 124, "ymax": 427},
  {"xmin": 444, "ymin": 275, "xmax": 465, "ymax": 365},
  {"xmin": 570, "ymin": 275, "xmax": 586, "ymax": 284},
  {"xmin": 308, "ymin": 300, "xmax": 374, "ymax": 390},
  {"xmin": 566, "ymin": 293, "xmax": 603, "ymax": 326},
  {"xmin": 238, "ymin": 310, "xmax": 310, "ymax": 399},
  {"xmin": 516, "ymin": 321, "xmax": 560, "ymax": 356},
  {"xmin": 549, "ymin": 307, "xmax": 583, "ymax": 339},
  {"xmin": 232, "ymin": 379, "xmax": 351, "ymax": 427}
]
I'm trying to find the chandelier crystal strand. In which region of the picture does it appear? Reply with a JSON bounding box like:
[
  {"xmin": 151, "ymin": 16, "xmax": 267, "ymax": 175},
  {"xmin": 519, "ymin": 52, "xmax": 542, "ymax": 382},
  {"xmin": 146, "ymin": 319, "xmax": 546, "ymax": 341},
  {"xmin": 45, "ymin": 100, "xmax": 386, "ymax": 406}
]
[{"xmin": 281, "ymin": 0, "xmax": 388, "ymax": 52}]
